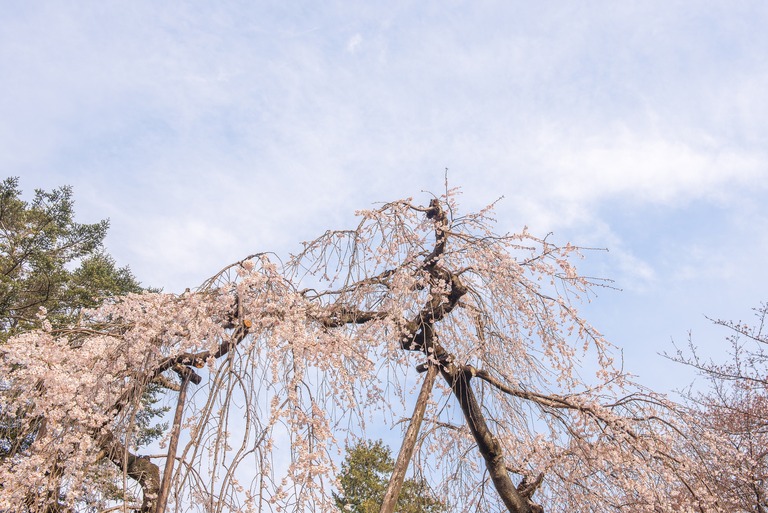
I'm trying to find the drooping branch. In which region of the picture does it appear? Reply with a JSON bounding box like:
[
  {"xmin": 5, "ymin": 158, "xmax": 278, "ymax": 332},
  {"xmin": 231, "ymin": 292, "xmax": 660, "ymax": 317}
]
[
  {"xmin": 315, "ymin": 306, "xmax": 388, "ymax": 328},
  {"xmin": 3, "ymin": 192, "xmax": 713, "ymax": 512},
  {"xmin": 402, "ymin": 200, "xmax": 542, "ymax": 512},
  {"xmin": 107, "ymin": 317, "xmax": 251, "ymax": 420},
  {"xmin": 318, "ymin": 199, "xmax": 545, "ymax": 512},
  {"xmin": 151, "ymin": 318, "xmax": 252, "ymax": 383},
  {"xmin": 91, "ymin": 306, "xmax": 250, "ymax": 511}
]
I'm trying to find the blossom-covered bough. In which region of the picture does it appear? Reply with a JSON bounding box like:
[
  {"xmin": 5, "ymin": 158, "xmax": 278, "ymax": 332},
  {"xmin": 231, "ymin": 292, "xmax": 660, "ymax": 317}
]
[
  {"xmin": 0, "ymin": 191, "xmax": 720, "ymax": 512},
  {"xmin": 670, "ymin": 304, "xmax": 768, "ymax": 512}
]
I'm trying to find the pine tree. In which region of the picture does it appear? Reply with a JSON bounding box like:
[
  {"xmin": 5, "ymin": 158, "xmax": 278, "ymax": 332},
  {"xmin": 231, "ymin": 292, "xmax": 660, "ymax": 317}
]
[
  {"xmin": 0, "ymin": 177, "xmax": 166, "ymax": 462},
  {"xmin": 0, "ymin": 177, "xmax": 144, "ymax": 341},
  {"xmin": 335, "ymin": 440, "xmax": 445, "ymax": 513}
]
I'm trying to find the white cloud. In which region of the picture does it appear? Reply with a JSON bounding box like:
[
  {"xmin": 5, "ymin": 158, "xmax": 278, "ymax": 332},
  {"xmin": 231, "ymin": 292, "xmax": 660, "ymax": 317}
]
[
  {"xmin": 346, "ymin": 33, "xmax": 362, "ymax": 53},
  {"xmin": 3, "ymin": 0, "xmax": 768, "ymax": 390},
  {"xmin": 542, "ymin": 127, "xmax": 765, "ymax": 206}
]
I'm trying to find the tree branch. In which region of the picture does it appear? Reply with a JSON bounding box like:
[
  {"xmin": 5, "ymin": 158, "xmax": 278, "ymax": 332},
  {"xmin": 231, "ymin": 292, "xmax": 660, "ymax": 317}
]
[
  {"xmin": 99, "ymin": 430, "xmax": 160, "ymax": 513},
  {"xmin": 441, "ymin": 365, "xmax": 541, "ymax": 513}
]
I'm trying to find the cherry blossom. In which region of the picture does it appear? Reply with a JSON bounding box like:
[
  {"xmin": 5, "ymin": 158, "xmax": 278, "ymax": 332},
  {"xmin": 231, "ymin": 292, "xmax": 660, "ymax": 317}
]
[{"xmin": 0, "ymin": 190, "xmax": 725, "ymax": 512}]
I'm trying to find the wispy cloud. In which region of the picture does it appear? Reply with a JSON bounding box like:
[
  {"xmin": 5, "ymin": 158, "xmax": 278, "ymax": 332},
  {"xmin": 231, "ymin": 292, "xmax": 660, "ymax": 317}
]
[{"xmin": 2, "ymin": 1, "xmax": 767, "ymax": 387}]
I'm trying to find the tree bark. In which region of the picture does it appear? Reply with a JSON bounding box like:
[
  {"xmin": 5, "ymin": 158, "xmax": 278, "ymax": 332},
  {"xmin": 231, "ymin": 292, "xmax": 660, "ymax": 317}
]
[
  {"xmin": 335, "ymin": 199, "xmax": 543, "ymax": 512},
  {"xmin": 100, "ymin": 430, "xmax": 161, "ymax": 513},
  {"xmin": 443, "ymin": 367, "xmax": 535, "ymax": 513},
  {"xmin": 155, "ymin": 366, "xmax": 192, "ymax": 513},
  {"xmin": 379, "ymin": 363, "xmax": 438, "ymax": 513}
]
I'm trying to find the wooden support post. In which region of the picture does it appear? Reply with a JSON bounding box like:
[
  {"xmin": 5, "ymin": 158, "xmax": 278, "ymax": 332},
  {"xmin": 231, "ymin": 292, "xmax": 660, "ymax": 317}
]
[
  {"xmin": 155, "ymin": 368, "xmax": 192, "ymax": 513},
  {"xmin": 379, "ymin": 363, "xmax": 438, "ymax": 513}
]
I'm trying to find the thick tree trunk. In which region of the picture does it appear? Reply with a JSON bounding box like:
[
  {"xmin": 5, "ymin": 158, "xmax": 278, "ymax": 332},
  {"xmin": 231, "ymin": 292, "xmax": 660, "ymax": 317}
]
[
  {"xmin": 346, "ymin": 199, "xmax": 542, "ymax": 512},
  {"xmin": 444, "ymin": 367, "xmax": 535, "ymax": 513},
  {"xmin": 379, "ymin": 363, "xmax": 438, "ymax": 513},
  {"xmin": 100, "ymin": 431, "xmax": 161, "ymax": 513}
]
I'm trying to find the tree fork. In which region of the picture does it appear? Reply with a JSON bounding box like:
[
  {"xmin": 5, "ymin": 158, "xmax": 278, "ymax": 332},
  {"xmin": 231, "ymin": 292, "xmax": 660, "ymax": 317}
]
[
  {"xmin": 407, "ymin": 200, "xmax": 541, "ymax": 511},
  {"xmin": 99, "ymin": 430, "xmax": 161, "ymax": 513}
]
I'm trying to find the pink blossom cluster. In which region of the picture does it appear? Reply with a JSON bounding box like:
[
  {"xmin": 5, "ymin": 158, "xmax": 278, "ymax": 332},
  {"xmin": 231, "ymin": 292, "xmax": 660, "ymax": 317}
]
[{"xmin": 0, "ymin": 192, "xmax": 739, "ymax": 512}]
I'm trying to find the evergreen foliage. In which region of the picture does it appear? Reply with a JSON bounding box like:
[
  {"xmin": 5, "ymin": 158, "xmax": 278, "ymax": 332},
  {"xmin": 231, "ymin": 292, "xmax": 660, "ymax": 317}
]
[
  {"xmin": 335, "ymin": 440, "xmax": 444, "ymax": 513},
  {"xmin": 0, "ymin": 177, "xmax": 166, "ymax": 461},
  {"xmin": 0, "ymin": 177, "xmax": 143, "ymax": 342}
]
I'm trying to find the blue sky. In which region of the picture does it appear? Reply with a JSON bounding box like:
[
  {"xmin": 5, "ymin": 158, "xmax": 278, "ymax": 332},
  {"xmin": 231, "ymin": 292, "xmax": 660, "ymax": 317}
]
[{"xmin": 3, "ymin": 1, "xmax": 767, "ymax": 392}]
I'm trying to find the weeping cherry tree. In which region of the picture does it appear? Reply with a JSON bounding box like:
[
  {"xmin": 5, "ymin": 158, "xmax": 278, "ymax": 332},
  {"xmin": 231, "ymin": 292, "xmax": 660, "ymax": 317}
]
[{"xmin": 0, "ymin": 190, "xmax": 720, "ymax": 512}]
